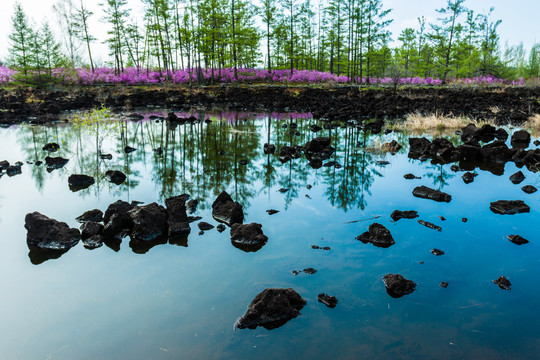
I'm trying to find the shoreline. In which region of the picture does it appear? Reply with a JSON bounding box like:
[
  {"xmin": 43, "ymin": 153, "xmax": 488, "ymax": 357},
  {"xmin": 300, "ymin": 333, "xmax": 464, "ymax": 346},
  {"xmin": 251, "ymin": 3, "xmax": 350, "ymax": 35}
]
[{"xmin": 0, "ymin": 85, "xmax": 538, "ymax": 126}]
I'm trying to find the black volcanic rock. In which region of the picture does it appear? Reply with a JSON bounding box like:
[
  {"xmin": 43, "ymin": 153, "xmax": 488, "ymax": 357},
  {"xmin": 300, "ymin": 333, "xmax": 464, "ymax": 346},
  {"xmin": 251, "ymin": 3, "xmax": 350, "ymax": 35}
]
[
  {"xmin": 236, "ymin": 288, "xmax": 306, "ymax": 330},
  {"xmin": 356, "ymin": 223, "xmax": 395, "ymax": 248},
  {"xmin": 413, "ymin": 186, "xmax": 451, "ymax": 202},
  {"xmin": 382, "ymin": 274, "xmax": 417, "ymax": 298},
  {"xmin": 490, "ymin": 200, "xmax": 530, "ymax": 215}
]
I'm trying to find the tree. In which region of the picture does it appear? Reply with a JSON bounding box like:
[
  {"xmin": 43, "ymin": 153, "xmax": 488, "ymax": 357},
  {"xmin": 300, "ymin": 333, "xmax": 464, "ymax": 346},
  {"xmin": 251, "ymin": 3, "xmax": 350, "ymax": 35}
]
[
  {"xmin": 260, "ymin": 0, "xmax": 277, "ymax": 72},
  {"xmin": 478, "ymin": 7, "xmax": 502, "ymax": 76},
  {"xmin": 53, "ymin": 0, "xmax": 81, "ymax": 66},
  {"xmin": 101, "ymin": 0, "xmax": 130, "ymax": 75},
  {"xmin": 430, "ymin": 0, "xmax": 467, "ymax": 84},
  {"xmin": 364, "ymin": 0, "xmax": 392, "ymax": 83},
  {"xmin": 8, "ymin": 2, "xmax": 33, "ymax": 75},
  {"xmin": 39, "ymin": 21, "xmax": 63, "ymax": 76},
  {"xmin": 526, "ymin": 43, "xmax": 540, "ymax": 78},
  {"xmin": 75, "ymin": 0, "xmax": 96, "ymax": 72}
]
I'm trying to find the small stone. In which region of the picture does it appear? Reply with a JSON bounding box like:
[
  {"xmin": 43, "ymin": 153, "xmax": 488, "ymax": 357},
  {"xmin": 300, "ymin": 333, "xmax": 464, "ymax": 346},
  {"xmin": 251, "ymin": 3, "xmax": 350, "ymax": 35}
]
[
  {"xmin": 303, "ymin": 268, "xmax": 317, "ymax": 275},
  {"xmin": 76, "ymin": 209, "xmax": 103, "ymax": 223},
  {"xmin": 431, "ymin": 248, "xmax": 445, "ymax": 256},
  {"xmin": 317, "ymin": 293, "xmax": 338, "ymax": 308},
  {"xmin": 266, "ymin": 209, "xmax": 279, "ymax": 215},
  {"xmin": 493, "ymin": 276, "xmax": 511, "ymax": 290},
  {"xmin": 216, "ymin": 224, "xmax": 226, "ymax": 233},
  {"xmin": 440, "ymin": 282, "xmax": 449, "ymax": 288},
  {"xmin": 507, "ymin": 235, "xmax": 529, "ymax": 245},
  {"xmin": 198, "ymin": 222, "xmax": 214, "ymax": 231},
  {"xmin": 306, "ymin": 184, "xmax": 312, "ymax": 189},
  {"xmin": 418, "ymin": 220, "xmax": 442, "ymax": 232},
  {"xmin": 238, "ymin": 159, "xmax": 249, "ymax": 166},
  {"xmin": 279, "ymin": 188, "xmax": 289, "ymax": 193},
  {"xmin": 522, "ymin": 185, "xmax": 537, "ymax": 194},
  {"xmin": 124, "ymin": 146, "xmax": 136, "ymax": 153},
  {"xmin": 403, "ymin": 173, "xmax": 421, "ymax": 180},
  {"xmin": 391, "ymin": 210, "xmax": 419, "ymax": 221},
  {"xmin": 438, "ymin": 216, "xmax": 446, "ymax": 221},
  {"xmin": 413, "ymin": 186, "xmax": 452, "ymax": 203},
  {"xmin": 462, "ymin": 218, "xmax": 468, "ymax": 222},
  {"xmin": 490, "ymin": 200, "xmax": 530, "ymax": 215},
  {"xmin": 382, "ymin": 274, "xmax": 417, "ymax": 298},
  {"xmin": 356, "ymin": 223, "xmax": 395, "ymax": 248},
  {"xmin": 509, "ymin": 171, "xmax": 525, "ymax": 184},
  {"xmin": 462, "ymin": 172, "xmax": 478, "ymax": 184},
  {"xmin": 450, "ymin": 165, "xmax": 460, "ymax": 172}
]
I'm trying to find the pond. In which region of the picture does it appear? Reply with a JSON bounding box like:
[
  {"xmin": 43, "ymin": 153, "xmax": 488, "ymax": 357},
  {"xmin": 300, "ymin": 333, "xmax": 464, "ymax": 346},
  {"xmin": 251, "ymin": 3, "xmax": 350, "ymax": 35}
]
[{"xmin": 0, "ymin": 110, "xmax": 539, "ymax": 359}]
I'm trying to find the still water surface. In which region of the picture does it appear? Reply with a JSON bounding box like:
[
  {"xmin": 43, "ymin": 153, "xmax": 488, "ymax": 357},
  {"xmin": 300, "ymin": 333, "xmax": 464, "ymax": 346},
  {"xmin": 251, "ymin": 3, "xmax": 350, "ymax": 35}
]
[{"xmin": 0, "ymin": 111, "xmax": 539, "ymax": 359}]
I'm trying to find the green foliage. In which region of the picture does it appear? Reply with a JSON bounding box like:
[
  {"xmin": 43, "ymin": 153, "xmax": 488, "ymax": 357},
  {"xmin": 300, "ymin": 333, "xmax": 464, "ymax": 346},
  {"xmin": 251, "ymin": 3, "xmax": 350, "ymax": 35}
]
[{"xmin": 72, "ymin": 106, "xmax": 120, "ymax": 153}]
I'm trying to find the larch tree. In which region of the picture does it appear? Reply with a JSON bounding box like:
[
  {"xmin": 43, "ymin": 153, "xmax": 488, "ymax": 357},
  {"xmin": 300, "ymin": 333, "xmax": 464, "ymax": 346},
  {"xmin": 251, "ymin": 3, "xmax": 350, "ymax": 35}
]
[{"xmin": 8, "ymin": 2, "xmax": 33, "ymax": 76}]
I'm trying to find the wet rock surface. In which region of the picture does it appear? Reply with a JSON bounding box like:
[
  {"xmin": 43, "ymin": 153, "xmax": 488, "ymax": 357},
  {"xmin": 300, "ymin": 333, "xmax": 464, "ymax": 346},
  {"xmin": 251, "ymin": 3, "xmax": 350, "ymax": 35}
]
[
  {"xmin": 317, "ymin": 293, "xmax": 338, "ymax": 308},
  {"xmin": 493, "ymin": 276, "xmax": 511, "ymax": 290},
  {"xmin": 68, "ymin": 174, "xmax": 95, "ymax": 191},
  {"xmin": 230, "ymin": 223, "xmax": 268, "ymax": 252},
  {"xmin": 105, "ymin": 170, "xmax": 127, "ymax": 185},
  {"xmin": 212, "ymin": 191, "xmax": 244, "ymax": 226},
  {"xmin": 236, "ymin": 288, "xmax": 306, "ymax": 330},
  {"xmin": 25, "ymin": 212, "xmax": 81, "ymax": 251},
  {"xmin": 382, "ymin": 274, "xmax": 417, "ymax": 298},
  {"xmin": 166, "ymin": 195, "xmax": 191, "ymax": 238},
  {"xmin": 391, "ymin": 210, "xmax": 418, "ymax": 221},
  {"xmin": 431, "ymin": 248, "xmax": 445, "ymax": 256},
  {"xmin": 356, "ymin": 223, "xmax": 395, "ymax": 248},
  {"xmin": 507, "ymin": 235, "xmax": 529, "ymax": 245},
  {"xmin": 413, "ymin": 186, "xmax": 452, "ymax": 203},
  {"xmin": 76, "ymin": 209, "xmax": 103, "ymax": 223},
  {"xmin": 127, "ymin": 203, "xmax": 168, "ymax": 242},
  {"xmin": 490, "ymin": 200, "xmax": 530, "ymax": 215},
  {"xmin": 292, "ymin": 268, "xmax": 317, "ymax": 276}
]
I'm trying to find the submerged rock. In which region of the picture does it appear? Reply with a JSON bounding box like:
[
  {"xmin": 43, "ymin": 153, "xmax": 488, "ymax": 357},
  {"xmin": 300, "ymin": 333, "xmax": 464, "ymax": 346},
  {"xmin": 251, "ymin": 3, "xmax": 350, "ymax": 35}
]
[
  {"xmin": 212, "ymin": 191, "xmax": 244, "ymax": 226},
  {"xmin": 418, "ymin": 220, "xmax": 442, "ymax": 232},
  {"xmin": 25, "ymin": 212, "xmax": 80, "ymax": 251},
  {"xmin": 507, "ymin": 235, "xmax": 529, "ymax": 245},
  {"xmin": 391, "ymin": 210, "xmax": 418, "ymax": 221},
  {"xmin": 509, "ymin": 171, "xmax": 525, "ymax": 184},
  {"xmin": 230, "ymin": 223, "xmax": 268, "ymax": 252},
  {"xmin": 431, "ymin": 248, "xmax": 445, "ymax": 256},
  {"xmin": 413, "ymin": 186, "xmax": 452, "ymax": 203},
  {"xmin": 356, "ymin": 223, "xmax": 395, "ymax": 248},
  {"xmin": 382, "ymin": 274, "xmax": 417, "ymax": 298},
  {"xmin": 236, "ymin": 288, "xmax": 306, "ymax": 330},
  {"xmin": 493, "ymin": 276, "xmax": 511, "ymax": 290},
  {"xmin": 440, "ymin": 282, "xmax": 449, "ymax": 288},
  {"xmin": 76, "ymin": 209, "xmax": 103, "ymax": 223},
  {"xmin": 490, "ymin": 200, "xmax": 530, "ymax": 215},
  {"xmin": 105, "ymin": 170, "xmax": 126, "ymax": 185},
  {"xmin": 68, "ymin": 174, "xmax": 95, "ymax": 191},
  {"xmin": 317, "ymin": 293, "xmax": 338, "ymax": 308},
  {"xmin": 266, "ymin": 209, "xmax": 279, "ymax": 215},
  {"xmin": 522, "ymin": 185, "xmax": 537, "ymax": 194}
]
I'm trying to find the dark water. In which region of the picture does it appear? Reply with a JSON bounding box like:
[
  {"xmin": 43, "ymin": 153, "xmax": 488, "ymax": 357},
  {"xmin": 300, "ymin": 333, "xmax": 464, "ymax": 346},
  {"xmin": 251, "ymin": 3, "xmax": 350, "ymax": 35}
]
[{"xmin": 0, "ymin": 111, "xmax": 539, "ymax": 359}]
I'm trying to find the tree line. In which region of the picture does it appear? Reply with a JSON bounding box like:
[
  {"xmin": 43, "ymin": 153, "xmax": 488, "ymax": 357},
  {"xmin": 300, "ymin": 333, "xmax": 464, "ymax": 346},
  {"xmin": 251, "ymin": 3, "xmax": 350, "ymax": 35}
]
[{"xmin": 5, "ymin": 0, "xmax": 540, "ymax": 84}]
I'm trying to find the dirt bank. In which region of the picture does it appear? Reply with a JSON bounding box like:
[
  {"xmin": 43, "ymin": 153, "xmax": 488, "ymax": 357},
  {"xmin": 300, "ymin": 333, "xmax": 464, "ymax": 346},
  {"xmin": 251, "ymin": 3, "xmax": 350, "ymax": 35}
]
[{"xmin": 0, "ymin": 85, "xmax": 538, "ymax": 125}]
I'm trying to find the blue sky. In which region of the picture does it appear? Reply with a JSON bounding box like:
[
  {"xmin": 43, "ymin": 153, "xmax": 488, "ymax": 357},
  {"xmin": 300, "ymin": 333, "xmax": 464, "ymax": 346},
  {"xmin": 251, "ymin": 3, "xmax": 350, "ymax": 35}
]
[{"xmin": 0, "ymin": 0, "xmax": 538, "ymax": 64}]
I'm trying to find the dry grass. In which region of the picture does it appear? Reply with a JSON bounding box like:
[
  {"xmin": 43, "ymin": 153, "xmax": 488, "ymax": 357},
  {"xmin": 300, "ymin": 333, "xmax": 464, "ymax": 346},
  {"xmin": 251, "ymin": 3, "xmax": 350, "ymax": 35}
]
[
  {"xmin": 524, "ymin": 113, "xmax": 540, "ymax": 137},
  {"xmin": 400, "ymin": 112, "xmax": 488, "ymax": 135}
]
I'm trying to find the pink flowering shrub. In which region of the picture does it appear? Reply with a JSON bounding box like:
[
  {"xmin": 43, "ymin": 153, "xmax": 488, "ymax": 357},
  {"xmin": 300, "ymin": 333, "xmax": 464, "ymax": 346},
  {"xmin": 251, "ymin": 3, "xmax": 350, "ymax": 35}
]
[
  {"xmin": 0, "ymin": 65, "xmax": 525, "ymax": 87},
  {"xmin": 0, "ymin": 66, "xmax": 15, "ymax": 83}
]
